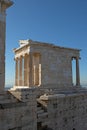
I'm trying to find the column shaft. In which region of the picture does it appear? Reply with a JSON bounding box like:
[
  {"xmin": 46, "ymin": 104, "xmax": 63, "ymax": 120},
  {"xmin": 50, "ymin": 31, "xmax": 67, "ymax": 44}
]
[
  {"xmin": 26, "ymin": 55, "xmax": 29, "ymax": 86},
  {"xmin": 19, "ymin": 57, "xmax": 23, "ymax": 86},
  {"xmin": 24, "ymin": 55, "xmax": 27, "ymax": 86},
  {"xmin": 76, "ymin": 57, "xmax": 80, "ymax": 86},
  {"xmin": 29, "ymin": 53, "xmax": 33, "ymax": 87},
  {"xmin": 0, "ymin": 0, "xmax": 13, "ymax": 92},
  {"xmin": 15, "ymin": 59, "xmax": 19, "ymax": 86},
  {"xmin": 0, "ymin": 15, "xmax": 5, "ymax": 91}
]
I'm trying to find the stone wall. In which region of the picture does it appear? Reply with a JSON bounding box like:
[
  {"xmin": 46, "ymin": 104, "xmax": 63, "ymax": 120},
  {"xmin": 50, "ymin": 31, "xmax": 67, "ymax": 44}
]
[
  {"xmin": 0, "ymin": 88, "xmax": 37, "ymax": 130},
  {"xmin": 43, "ymin": 92, "xmax": 87, "ymax": 130}
]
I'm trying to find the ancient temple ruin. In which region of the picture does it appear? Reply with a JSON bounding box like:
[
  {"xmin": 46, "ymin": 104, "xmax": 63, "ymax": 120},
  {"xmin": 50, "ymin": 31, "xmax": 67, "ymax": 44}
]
[
  {"xmin": 13, "ymin": 39, "xmax": 80, "ymax": 89},
  {"xmin": 1, "ymin": 1, "xmax": 87, "ymax": 130}
]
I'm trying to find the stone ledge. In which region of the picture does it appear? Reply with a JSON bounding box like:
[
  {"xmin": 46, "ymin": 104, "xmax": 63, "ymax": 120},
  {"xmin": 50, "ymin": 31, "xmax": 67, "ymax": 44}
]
[{"xmin": 0, "ymin": 102, "xmax": 26, "ymax": 109}]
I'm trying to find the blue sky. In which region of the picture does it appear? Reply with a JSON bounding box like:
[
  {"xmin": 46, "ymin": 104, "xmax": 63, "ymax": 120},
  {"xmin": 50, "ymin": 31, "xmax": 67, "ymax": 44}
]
[{"xmin": 5, "ymin": 0, "xmax": 87, "ymax": 86}]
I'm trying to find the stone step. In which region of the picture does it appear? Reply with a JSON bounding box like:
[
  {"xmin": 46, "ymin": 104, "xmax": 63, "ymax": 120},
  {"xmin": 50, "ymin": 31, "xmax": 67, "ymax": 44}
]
[
  {"xmin": 37, "ymin": 98, "xmax": 47, "ymax": 108},
  {"xmin": 42, "ymin": 121, "xmax": 49, "ymax": 126},
  {"xmin": 0, "ymin": 98, "xmax": 17, "ymax": 103},
  {"xmin": 37, "ymin": 106, "xmax": 42, "ymax": 111},
  {"xmin": 0, "ymin": 92, "xmax": 18, "ymax": 104},
  {"xmin": 38, "ymin": 112, "xmax": 48, "ymax": 118},
  {"xmin": 0, "ymin": 93, "xmax": 10, "ymax": 100},
  {"xmin": 37, "ymin": 116, "xmax": 48, "ymax": 122},
  {"xmin": 37, "ymin": 109, "xmax": 44, "ymax": 114}
]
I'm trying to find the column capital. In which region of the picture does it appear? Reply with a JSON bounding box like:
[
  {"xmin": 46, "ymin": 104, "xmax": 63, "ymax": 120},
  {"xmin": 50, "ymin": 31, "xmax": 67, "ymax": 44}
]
[
  {"xmin": 76, "ymin": 56, "xmax": 80, "ymax": 60},
  {"xmin": 0, "ymin": 0, "xmax": 13, "ymax": 10},
  {"xmin": 72, "ymin": 56, "xmax": 81, "ymax": 60},
  {"xmin": 0, "ymin": 0, "xmax": 13, "ymax": 22},
  {"xmin": 14, "ymin": 57, "xmax": 19, "ymax": 61},
  {"xmin": 14, "ymin": 55, "xmax": 24, "ymax": 61},
  {"xmin": 23, "ymin": 53, "xmax": 29, "ymax": 57}
]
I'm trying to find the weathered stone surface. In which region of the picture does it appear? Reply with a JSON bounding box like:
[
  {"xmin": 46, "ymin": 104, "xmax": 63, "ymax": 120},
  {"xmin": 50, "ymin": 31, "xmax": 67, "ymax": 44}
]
[
  {"xmin": 0, "ymin": 0, "xmax": 13, "ymax": 91},
  {"xmin": 39, "ymin": 91, "xmax": 87, "ymax": 130},
  {"xmin": 0, "ymin": 1, "xmax": 87, "ymax": 130},
  {"xmin": 0, "ymin": 88, "xmax": 37, "ymax": 130}
]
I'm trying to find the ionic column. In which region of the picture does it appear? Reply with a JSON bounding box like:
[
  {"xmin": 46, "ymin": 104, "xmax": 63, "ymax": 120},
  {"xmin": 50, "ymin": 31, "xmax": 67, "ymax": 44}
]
[
  {"xmin": 76, "ymin": 57, "xmax": 80, "ymax": 86},
  {"xmin": 24, "ymin": 54, "xmax": 27, "ymax": 86},
  {"xmin": 0, "ymin": 0, "xmax": 13, "ymax": 92},
  {"xmin": 29, "ymin": 53, "xmax": 33, "ymax": 87},
  {"xmin": 26, "ymin": 55, "xmax": 29, "ymax": 86},
  {"xmin": 15, "ymin": 58, "xmax": 19, "ymax": 86},
  {"xmin": 19, "ymin": 56, "xmax": 23, "ymax": 86}
]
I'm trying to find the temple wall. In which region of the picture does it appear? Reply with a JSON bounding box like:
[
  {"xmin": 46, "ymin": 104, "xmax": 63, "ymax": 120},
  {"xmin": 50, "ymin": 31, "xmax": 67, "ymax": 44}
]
[{"xmin": 30, "ymin": 43, "xmax": 80, "ymax": 88}]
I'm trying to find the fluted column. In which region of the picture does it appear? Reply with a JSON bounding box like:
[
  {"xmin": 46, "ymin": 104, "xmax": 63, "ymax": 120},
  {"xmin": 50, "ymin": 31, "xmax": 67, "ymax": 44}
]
[
  {"xmin": 76, "ymin": 57, "xmax": 80, "ymax": 86},
  {"xmin": 29, "ymin": 53, "xmax": 33, "ymax": 87},
  {"xmin": 19, "ymin": 56, "xmax": 23, "ymax": 86},
  {"xmin": 26, "ymin": 54, "xmax": 29, "ymax": 86},
  {"xmin": 15, "ymin": 58, "xmax": 19, "ymax": 86},
  {"xmin": 0, "ymin": 0, "xmax": 13, "ymax": 91},
  {"xmin": 24, "ymin": 54, "xmax": 27, "ymax": 86}
]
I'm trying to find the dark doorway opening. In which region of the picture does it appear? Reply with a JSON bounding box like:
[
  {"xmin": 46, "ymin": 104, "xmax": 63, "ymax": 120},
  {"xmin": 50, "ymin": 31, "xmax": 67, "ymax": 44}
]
[{"xmin": 73, "ymin": 128, "xmax": 76, "ymax": 130}]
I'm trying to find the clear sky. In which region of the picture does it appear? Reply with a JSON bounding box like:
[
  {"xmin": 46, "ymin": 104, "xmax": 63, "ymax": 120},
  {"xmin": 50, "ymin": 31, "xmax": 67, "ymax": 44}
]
[{"xmin": 5, "ymin": 0, "xmax": 87, "ymax": 86}]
